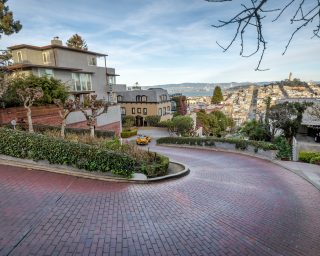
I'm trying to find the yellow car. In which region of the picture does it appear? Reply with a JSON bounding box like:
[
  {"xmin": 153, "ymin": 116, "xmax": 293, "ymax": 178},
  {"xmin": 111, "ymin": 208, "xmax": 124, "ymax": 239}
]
[{"xmin": 136, "ymin": 134, "xmax": 151, "ymax": 145}]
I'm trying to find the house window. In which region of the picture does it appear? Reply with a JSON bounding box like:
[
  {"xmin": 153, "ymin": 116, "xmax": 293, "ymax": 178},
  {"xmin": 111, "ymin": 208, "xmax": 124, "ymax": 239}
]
[
  {"xmin": 167, "ymin": 106, "xmax": 170, "ymax": 111},
  {"xmin": 158, "ymin": 108, "xmax": 162, "ymax": 116},
  {"xmin": 121, "ymin": 107, "xmax": 126, "ymax": 115},
  {"xmin": 88, "ymin": 56, "xmax": 97, "ymax": 66},
  {"xmin": 117, "ymin": 95, "xmax": 122, "ymax": 102},
  {"xmin": 163, "ymin": 107, "xmax": 166, "ymax": 115},
  {"xmin": 72, "ymin": 73, "xmax": 92, "ymax": 91},
  {"xmin": 42, "ymin": 52, "xmax": 50, "ymax": 64},
  {"xmin": 108, "ymin": 76, "xmax": 116, "ymax": 85},
  {"xmin": 143, "ymin": 108, "xmax": 147, "ymax": 115},
  {"xmin": 38, "ymin": 68, "xmax": 54, "ymax": 78},
  {"xmin": 132, "ymin": 108, "xmax": 135, "ymax": 114},
  {"xmin": 137, "ymin": 108, "xmax": 141, "ymax": 114},
  {"xmin": 17, "ymin": 51, "xmax": 23, "ymax": 63}
]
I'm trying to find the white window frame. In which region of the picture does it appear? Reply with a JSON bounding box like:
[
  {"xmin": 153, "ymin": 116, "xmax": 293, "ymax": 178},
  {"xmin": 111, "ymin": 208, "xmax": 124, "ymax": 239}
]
[
  {"xmin": 42, "ymin": 52, "xmax": 50, "ymax": 64},
  {"xmin": 17, "ymin": 51, "xmax": 23, "ymax": 63},
  {"xmin": 71, "ymin": 73, "xmax": 92, "ymax": 91}
]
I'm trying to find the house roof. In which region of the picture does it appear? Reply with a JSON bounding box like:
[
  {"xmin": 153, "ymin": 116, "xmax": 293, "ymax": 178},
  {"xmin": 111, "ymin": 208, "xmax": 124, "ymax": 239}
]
[
  {"xmin": 8, "ymin": 44, "xmax": 108, "ymax": 57},
  {"xmin": 117, "ymin": 88, "xmax": 169, "ymax": 103}
]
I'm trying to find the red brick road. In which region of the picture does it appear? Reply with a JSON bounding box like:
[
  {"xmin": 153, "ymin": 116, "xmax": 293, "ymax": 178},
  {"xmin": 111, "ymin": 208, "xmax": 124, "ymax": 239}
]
[{"xmin": 0, "ymin": 146, "xmax": 320, "ymax": 255}]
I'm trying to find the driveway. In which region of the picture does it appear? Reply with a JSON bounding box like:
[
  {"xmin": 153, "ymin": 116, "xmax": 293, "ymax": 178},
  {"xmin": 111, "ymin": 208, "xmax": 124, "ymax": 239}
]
[{"xmin": 0, "ymin": 145, "xmax": 320, "ymax": 255}]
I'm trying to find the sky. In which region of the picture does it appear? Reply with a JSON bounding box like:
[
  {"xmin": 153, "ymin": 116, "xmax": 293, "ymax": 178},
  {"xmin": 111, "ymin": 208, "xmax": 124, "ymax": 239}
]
[{"xmin": 1, "ymin": 0, "xmax": 319, "ymax": 86}]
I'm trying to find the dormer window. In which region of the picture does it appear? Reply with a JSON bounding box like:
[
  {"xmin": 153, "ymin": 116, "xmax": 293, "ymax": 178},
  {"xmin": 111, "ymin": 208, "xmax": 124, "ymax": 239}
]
[
  {"xmin": 17, "ymin": 51, "xmax": 23, "ymax": 63},
  {"xmin": 117, "ymin": 95, "xmax": 123, "ymax": 102},
  {"xmin": 88, "ymin": 56, "xmax": 97, "ymax": 66},
  {"xmin": 42, "ymin": 52, "xmax": 50, "ymax": 64},
  {"xmin": 136, "ymin": 95, "xmax": 142, "ymax": 102}
]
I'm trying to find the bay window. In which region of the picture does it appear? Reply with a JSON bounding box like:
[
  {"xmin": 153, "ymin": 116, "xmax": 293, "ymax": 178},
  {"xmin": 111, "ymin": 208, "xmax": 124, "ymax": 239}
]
[{"xmin": 72, "ymin": 73, "xmax": 92, "ymax": 91}]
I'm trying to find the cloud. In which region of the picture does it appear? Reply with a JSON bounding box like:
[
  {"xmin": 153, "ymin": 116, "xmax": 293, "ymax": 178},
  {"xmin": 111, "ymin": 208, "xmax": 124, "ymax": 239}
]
[{"xmin": 1, "ymin": 0, "xmax": 319, "ymax": 86}]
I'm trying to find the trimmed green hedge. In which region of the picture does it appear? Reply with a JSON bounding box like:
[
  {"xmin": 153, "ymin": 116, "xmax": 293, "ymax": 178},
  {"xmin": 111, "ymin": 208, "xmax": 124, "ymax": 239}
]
[
  {"xmin": 0, "ymin": 128, "xmax": 134, "ymax": 177},
  {"xmin": 299, "ymin": 151, "xmax": 320, "ymax": 165},
  {"xmin": 156, "ymin": 137, "xmax": 276, "ymax": 151},
  {"xmin": 121, "ymin": 129, "xmax": 138, "ymax": 138},
  {"xmin": 1, "ymin": 123, "xmax": 115, "ymax": 138}
]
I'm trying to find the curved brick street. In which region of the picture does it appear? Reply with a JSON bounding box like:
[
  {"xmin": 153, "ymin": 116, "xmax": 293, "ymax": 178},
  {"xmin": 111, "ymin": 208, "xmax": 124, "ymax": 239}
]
[{"xmin": 0, "ymin": 146, "xmax": 320, "ymax": 256}]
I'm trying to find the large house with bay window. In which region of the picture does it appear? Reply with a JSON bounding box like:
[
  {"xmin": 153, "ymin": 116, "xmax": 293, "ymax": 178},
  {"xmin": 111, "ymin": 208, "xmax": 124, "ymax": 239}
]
[{"xmin": 6, "ymin": 37, "xmax": 122, "ymax": 134}]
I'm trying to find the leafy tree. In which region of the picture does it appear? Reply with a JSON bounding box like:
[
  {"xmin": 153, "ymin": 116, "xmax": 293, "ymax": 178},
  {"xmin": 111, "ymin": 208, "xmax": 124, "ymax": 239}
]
[
  {"xmin": 17, "ymin": 87, "xmax": 43, "ymax": 133},
  {"xmin": 240, "ymin": 120, "xmax": 268, "ymax": 141},
  {"xmin": 211, "ymin": 86, "xmax": 223, "ymax": 104},
  {"xmin": 54, "ymin": 97, "xmax": 80, "ymax": 139},
  {"xmin": 0, "ymin": 0, "xmax": 22, "ymax": 38},
  {"xmin": 122, "ymin": 115, "xmax": 135, "ymax": 130},
  {"xmin": 197, "ymin": 110, "xmax": 234, "ymax": 137},
  {"xmin": 206, "ymin": 0, "xmax": 320, "ymax": 70},
  {"xmin": 165, "ymin": 116, "xmax": 194, "ymax": 136},
  {"xmin": 2, "ymin": 75, "xmax": 68, "ymax": 107},
  {"xmin": 66, "ymin": 34, "xmax": 88, "ymax": 50},
  {"xmin": 80, "ymin": 94, "xmax": 108, "ymax": 138},
  {"xmin": 145, "ymin": 115, "xmax": 161, "ymax": 126},
  {"xmin": 269, "ymin": 101, "xmax": 309, "ymax": 143},
  {"xmin": 0, "ymin": 0, "xmax": 22, "ymax": 97}
]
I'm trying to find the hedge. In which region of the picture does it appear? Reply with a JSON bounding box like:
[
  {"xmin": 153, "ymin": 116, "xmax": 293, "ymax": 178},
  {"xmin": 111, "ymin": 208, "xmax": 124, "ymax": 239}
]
[
  {"xmin": 299, "ymin": 151, "xmax": 320, "ymax": 164},
  {"xmin": 0, "ymin": 128, "xmax": 134, "ymax": 177},
  {"xmin": 2, "ymin": 123, "xmax": 115, "ymax": 138},
  {"xmin": 121, "ymin": 129, "xmax": 138, "ymax": 138},
  {"xmin": 156, "ymin": 137, "xmax": 277, "ymax": 151}
]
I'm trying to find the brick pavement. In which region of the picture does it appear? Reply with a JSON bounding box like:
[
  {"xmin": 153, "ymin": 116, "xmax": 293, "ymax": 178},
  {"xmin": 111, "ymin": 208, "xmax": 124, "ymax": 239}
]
[{"xmin": 0, "ymin": 147, "xmax": 320, "ymax": 256}]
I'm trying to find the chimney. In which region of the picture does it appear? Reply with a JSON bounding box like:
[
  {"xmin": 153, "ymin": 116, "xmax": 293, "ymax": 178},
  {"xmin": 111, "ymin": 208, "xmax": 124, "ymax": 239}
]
[{"xmin": 51, "ymin": 36, "xmax": 63, "ymax": 46}]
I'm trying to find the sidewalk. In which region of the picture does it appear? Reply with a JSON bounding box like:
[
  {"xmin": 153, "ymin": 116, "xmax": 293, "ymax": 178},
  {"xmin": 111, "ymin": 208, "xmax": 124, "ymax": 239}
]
[{"xmin": 274, "ymin": 160, "xmax": 320, "ymax": 191}]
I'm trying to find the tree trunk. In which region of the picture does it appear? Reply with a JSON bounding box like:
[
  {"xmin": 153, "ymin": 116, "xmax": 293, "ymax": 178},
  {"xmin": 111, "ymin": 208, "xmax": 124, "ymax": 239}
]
[
  {"xmin": 90, "ymin": 125, "xmax": 95, "ymax": 138},
  {"xmin": 26, "ymin": 106, "xmax": 34, "ymax": 133},
  {"xmin": 61, "ymin": 118, "xmax": 66, "ymax": 138}
]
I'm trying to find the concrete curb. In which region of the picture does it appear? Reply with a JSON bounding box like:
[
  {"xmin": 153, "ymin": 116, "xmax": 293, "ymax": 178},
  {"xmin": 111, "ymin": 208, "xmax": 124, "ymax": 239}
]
[
  {"xmin": 271, "ymin": 161, "xmax": 320, "ymax": 192},
  {"xmin": 158, "ymin": 143, "xmax": 275, "ymax": 161},
  {"xmin": 0, "ymin": 155, "xmax": 189, "ymax": 184},
  {"xmin": 158, "ymin": 144, "xmax": 320, "ymax": 192}
]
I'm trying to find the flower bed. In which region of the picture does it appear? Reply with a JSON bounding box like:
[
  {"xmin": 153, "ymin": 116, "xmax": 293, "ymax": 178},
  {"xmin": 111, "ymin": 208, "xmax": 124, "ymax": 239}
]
[{"xmin": 0, "ymin": 128, "xmax": 169, "ymax": 178}]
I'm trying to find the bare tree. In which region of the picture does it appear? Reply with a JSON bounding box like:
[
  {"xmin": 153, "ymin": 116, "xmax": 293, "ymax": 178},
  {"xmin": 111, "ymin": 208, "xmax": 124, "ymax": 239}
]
[
  {"xmin": 54, "ymin": 97, "xmax": 80, "ymax": 138},
  {"xmin": 80, "ymin": 94, "xmax": 108, "ymax": 138},
  {"xmin": 206, "ymin": 0, "xmax": 320, "ymax": 70},
  {"xmin": 17, "ymin": 87, "xmax": 44, "ymax": 133}
]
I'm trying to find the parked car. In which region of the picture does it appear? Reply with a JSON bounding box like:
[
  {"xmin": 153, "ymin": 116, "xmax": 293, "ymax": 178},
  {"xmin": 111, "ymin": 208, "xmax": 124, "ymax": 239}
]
[
  {"xmin": 136, "ymin": 134, "xmax": 151, "ymax": 145},
  {"xmin": 315, "ymin": 131, "xmax": 320, "ymax": 143}
]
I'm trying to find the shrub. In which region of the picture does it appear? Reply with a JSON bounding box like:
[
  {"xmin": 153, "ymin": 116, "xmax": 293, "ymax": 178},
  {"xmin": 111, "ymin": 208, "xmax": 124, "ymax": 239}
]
[
  {"xmin": 310, "ymin": 156, "xmax": 320, "ymax": 165},
  {"xmin": 299, "ymin": 151, "xmax": 320, "ymax": 163},
  {"xmin": 140, "ymin": 153, "xmax": 170, "ymax": 178},
  {"xmin": 2, "ymin": 123, "xmax": 115, "ymax": 138},
  {"xmin": 145, "ymin": 115, "xmax": 161, "ymax": 126},
  {"xmin": 0, "ymin": 128, "xmax": 135, "ymax": 178},
  {"xmin": 121, "ymin": 129, "xmax": 138, "ymax": 138},
  {"xmin": 273, "ymin": 136, "xmax": 292, "ymax": 160},
  {"xmin": 156, "ymin": 137, "xmax": 276, "ymax": 151}
]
